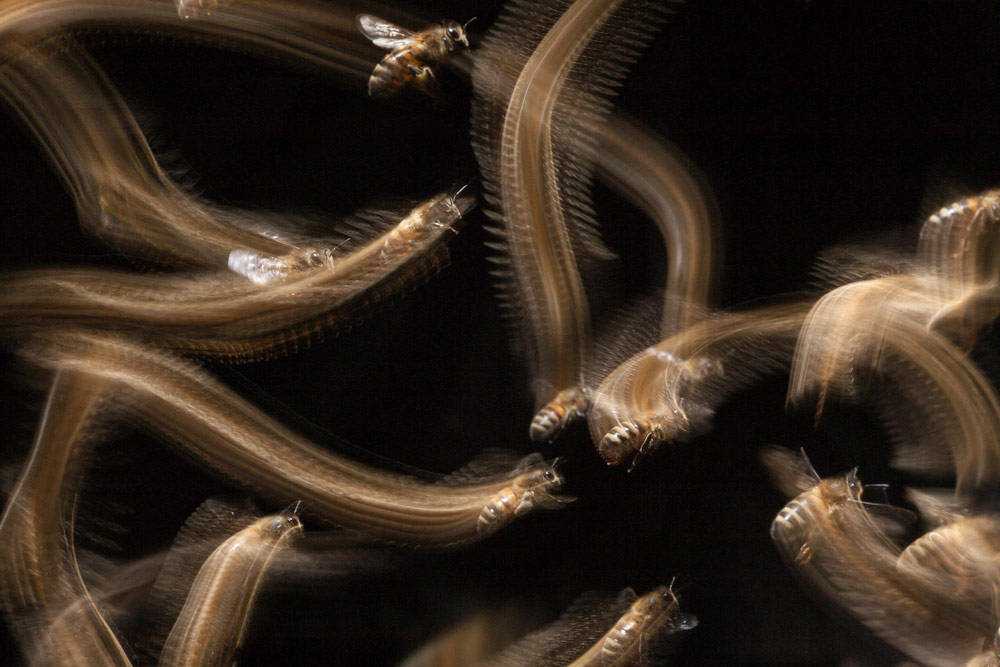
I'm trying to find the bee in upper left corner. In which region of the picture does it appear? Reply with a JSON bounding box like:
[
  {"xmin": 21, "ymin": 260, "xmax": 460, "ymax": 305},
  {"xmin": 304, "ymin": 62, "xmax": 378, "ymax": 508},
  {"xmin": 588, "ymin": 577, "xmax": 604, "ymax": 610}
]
[{"xmin": 356, "ymin": 14, "xmax": 471, "ymax": 98}]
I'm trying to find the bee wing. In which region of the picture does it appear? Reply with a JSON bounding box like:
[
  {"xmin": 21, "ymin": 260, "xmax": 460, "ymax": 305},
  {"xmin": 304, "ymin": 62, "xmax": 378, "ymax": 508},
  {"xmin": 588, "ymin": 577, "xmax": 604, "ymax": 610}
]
[
  {"xmin": 437, "ymin": 448, "xmax": 533, "ymax": 485},
  {"xmin": 356, "ymin": 14, "xmax": 415, "ymax": 50},
  {"xmin": 615, "ymin": 587, "xmax": 639, "ymax": 606},
  {"xmin": 515, "ymin": 452, "xmax": 545, "ymax": 472}
]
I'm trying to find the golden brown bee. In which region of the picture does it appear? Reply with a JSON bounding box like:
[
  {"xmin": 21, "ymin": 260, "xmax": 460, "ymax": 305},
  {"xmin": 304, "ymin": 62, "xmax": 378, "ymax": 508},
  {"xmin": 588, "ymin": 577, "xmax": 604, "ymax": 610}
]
[
  {"xmin": 529, "ymin": 387, "xmax": 589, "ymax": 442},
  {"xmin": 600, "ymin": 585, "xmax": 696, "ymax": 665},
  {"xmin": 356, "ymin": 14, "xmax": 470, "ymax": 98},
  {"xmin": 598, "ymin": 407, "xmax": 708, "ymax": 473},
  {"xmin": 380, "ymin": 190, "xmax": 470, "ymax": 261},
  {"xmin": 770, "ymin": 468, "xmax": 862, "ymax": 565},
  {"xmin": 476, "ymin": 455, "xmax": 569, "ymax": 536}
]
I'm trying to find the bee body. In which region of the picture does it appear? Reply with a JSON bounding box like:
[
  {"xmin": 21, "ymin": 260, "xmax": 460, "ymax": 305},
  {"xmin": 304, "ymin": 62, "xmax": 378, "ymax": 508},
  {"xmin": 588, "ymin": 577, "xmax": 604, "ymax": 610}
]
[
  {"xmin": 600, "ymin": 586, "xmax": 688, "ymax": 665},
  {"xmin": 476, "ymin": 460, "xmax": 566, "ymax": 536},
  {"xmin": 476, "ymin": 486, "xmax": 520, "ymax": 535},
  {"xmin": 598, "ymin": 414, "xmax": 684, "ymax": 471},
  {"xmin": 601, "ymin": 617, "xmax": 640, "ymax": 661},
  {"xmin": 357, "ymin": 15, "xmax": 470, "ymax": 98},
  {"xmin": 381, "ymin": 193, "xmax": 466, "ymax": 261},
  {"xmin": 926, "ymin": 192, "xmax": 1000, "ymax": 231},
  {"xmin": 529, "ymin": 387, "xmax": 589, "ymax": 442},
  {"xmin": 228, "ymin": 247, "xmax": 334, "ymax": 284},
  {"xmin": 770, "ymin": 472, "xmax": 861, "ymax": 564}
]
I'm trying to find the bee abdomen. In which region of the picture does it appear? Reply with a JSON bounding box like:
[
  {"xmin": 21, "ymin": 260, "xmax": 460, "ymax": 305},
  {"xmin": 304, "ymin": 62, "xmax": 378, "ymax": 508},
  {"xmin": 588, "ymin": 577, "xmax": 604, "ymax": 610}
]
[
  {"xmin": 529, "ymin": 404, "xmax": 567, "ymax": 441},
  {"xmin": 368, "ymin": 59, "xmax": 402, "ymax": 97},
  {"xmin": 598, "ymin": 419, "xmax": 650, "ymax": 466},
  {"xmin": 476, "ymin": 490, "xmax": 519, "ymax": 535},
  {"xmin": 529, "ymin": 388, "xmax": 589, "ymax": 442},
  {"xmin": 771, "ymin": 493, "xmax": 825, "ymax": 563},
  {"xmin": 601, "ymin": 617, "xmax": 640, "ymax": 663}
]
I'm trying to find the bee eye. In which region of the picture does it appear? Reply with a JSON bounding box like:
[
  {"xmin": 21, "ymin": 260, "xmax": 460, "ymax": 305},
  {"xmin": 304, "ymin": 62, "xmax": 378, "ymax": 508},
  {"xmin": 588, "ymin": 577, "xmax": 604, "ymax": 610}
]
[
  {"xmin": 543, "ymin": 469, "xmax": 555, "ymax": 481},
  {"xmin": 447, "ymin": 26, "xmax": 460, "ymax": 40}
]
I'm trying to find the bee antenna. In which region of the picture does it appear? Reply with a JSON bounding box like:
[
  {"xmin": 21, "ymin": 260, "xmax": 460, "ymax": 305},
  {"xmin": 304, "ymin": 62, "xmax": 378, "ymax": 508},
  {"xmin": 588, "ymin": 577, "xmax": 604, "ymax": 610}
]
[
  {"xmin": 798, "ymin": 447, "xmax": 822, "ymax": 482},
  {"xmin": 464, "ymin": 16, "xmax": 478, "ymax": 30},
  {"xmin": 454, "ymin": 177, "xmax": 478, "ymax": 198},
  {"xmin": 286, "ymin": 499, "xmax": 311, "ymax": 515},
  {"xmin": 669, "ymin": 577, "xmax": 695, "ymax": 597}
]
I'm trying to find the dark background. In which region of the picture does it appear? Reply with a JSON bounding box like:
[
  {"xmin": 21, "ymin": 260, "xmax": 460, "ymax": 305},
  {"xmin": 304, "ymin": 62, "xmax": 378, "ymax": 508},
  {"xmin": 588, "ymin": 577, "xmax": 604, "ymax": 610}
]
[{"xmin": 4, "ymin": 1, "xmax": 1000, "ymax": 664}]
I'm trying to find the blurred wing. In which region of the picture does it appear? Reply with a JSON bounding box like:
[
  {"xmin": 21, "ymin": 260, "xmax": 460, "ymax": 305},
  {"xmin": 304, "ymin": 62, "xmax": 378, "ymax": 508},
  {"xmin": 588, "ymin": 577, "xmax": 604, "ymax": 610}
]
[{"xmin": 357, "ymin": 14, "xmax": 415, "ymax": 50}]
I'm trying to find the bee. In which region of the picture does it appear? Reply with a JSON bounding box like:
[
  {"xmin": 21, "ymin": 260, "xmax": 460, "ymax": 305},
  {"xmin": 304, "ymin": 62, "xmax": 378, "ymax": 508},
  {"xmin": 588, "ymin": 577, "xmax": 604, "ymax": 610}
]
[
  {"xmin": 770, "ymin": 468, "xmax": 863, "ymax": 566},
  {"xmin": 597, "ymin": 405, "xmax": 714, "ymax": 472},
  {"xmin": 227, "ymin": 247, "xmax": 335, "ymax": 285},
  {"xmin": 600, "ymin": 585, "xmax": 696, "ymax": 665},
  {"xmin": 920, "ymin": 189, "xmax": 1000, "ymax": 348},
  {"xmin": 356, "ymin": 14, "xmax": 471, "ymax": 97},
  {"xmin": 529, "ymin": 386, "xmax": 589, "ymax": 442},
  {"xmin": 380, "ymin": 188, "xmax": 474, "ymax": 261},
  {"xmin": 160, "ymin": 504, "xmax": 304, "ymax": 666},
  {"xmin": 476, "ymin": 456, "xmax": 570, "ymax": 536},
  {"xmin": 599, "ymin": 416, "xmax": 671, "ymax": 471}
]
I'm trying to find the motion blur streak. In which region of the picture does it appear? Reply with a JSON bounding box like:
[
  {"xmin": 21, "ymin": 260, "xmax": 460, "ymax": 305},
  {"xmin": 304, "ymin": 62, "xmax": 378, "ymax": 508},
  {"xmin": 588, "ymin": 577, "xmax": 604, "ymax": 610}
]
[
  {"xmin": 0, "ymin": 0, "xmax": 370, "ymax": 80},
  {"xmin": 594, "ymin": 113, "xmax": 719, "ymax": 338},
  {"xmin": 159, "ymin": 510, "xmax": 303, "ymax": 666},
  {"xmin": 471, "ymin": 0, "xmax": 665, "ymax": 440},
  {"xmin": 0, "ymin": 368, "xmax": 131, "ymax": 666},
  {"xmin": 771, "ymin": 467, "xmax": 987, "ymax": 666},
  {"xmin": 24, "ymin": 331, "xmax": 569, "ymax": 546},
  {"xmin": 0, "ymin": 193, "xmax": 472, "ymax": 362},
  {"xmin": 589, "ymin": 302, "xmax": 810, "ymax": 469}
]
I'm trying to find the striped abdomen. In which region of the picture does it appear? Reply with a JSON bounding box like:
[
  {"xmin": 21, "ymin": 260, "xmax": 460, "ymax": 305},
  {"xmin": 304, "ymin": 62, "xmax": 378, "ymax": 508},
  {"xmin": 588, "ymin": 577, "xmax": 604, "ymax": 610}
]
[
  {"xmin": 476, "ymin": 487, "xmax": 520, "ymax": 536},
  {"xmin": 529, "ymin": 387, "xmax": 589, "ymax": 442}
]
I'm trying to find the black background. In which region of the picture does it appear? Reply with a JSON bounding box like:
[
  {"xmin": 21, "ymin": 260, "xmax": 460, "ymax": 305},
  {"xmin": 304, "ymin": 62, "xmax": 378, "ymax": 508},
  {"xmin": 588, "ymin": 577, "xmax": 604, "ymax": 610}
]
[{"xmin": 4, "ymin": 1, "xmax": 1000, "ymax": 664}]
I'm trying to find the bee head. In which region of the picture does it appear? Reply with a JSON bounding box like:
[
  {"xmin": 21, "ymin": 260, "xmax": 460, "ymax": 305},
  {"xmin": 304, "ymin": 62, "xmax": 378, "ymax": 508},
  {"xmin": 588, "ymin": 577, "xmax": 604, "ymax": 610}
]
[
  {"xmin": 804, "ymin": 467, "xmax": 868, "ymax": 515},
  {"xmin": 633, "ymin": 585, "xmax": 677, "ymax": 615},
  {"xmin": 520, "ymin": 459, "xmax": 565, "ymax": 494},
  {"xmin": 263, "ymin": 510, "xmax": 303, "ymax": 538},
  {"xmin": 300, "ymin": 248, "xmax": 334, "ymax": 268},
  {"xmin": 441, "ymin": 20, "xmax": 469, "ymax": 50}
]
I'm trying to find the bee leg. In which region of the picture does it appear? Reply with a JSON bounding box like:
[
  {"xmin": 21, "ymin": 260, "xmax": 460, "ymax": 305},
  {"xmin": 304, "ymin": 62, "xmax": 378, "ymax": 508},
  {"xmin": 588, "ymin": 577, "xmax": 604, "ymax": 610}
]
[
  {"xmin": 627, "ymin": 431, "xmax": 657, "ymax": 473},
  {"xmin": 408, "ymin": 64, "xmax": 435, "ymax": 80},
  {"xmin": 513, "ymin": 495, "xmax": 534, "ymax": 516}
]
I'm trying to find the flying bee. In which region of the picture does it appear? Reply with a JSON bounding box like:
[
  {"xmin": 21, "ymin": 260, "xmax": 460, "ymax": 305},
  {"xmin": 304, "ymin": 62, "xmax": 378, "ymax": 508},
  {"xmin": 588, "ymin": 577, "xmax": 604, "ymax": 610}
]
[
  {"xmin": 380, "ymin": 187, "xmax": 475, "ymax": 261},
  {"xmin": 599, "ymin": 415, "xmax": 677, "ymax": 472},
  {"xmin": 476, "ymin": 455, "xmax": 571, "ymax": 536},
  {"xmin": 770, "ymin": 468, "xmax": 864, "ymax": 565},
  {"xmin": 529, "ymin": 386, "xmax": 589, "ymax": 442},
  {"xmin": 598, "ymin": 402, "xmax": 717, "ymax": 472},
  {"xmin": 356, "ymin": 14, "xmax": 471, "ymax": 98},
  {"xmin": 600, "ymin": 585, "xmax": 696, "ymax": 665},
  {"xmin": 228, "ymin": 246, "xmax": 335, "ymax": 285}
]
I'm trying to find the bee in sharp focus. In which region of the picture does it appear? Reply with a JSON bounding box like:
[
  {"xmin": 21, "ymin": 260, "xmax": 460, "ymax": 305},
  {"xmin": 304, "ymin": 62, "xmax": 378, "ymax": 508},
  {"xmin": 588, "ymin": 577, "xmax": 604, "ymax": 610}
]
[{"xmin": 356, "ymin": 14, "xmax": 471, "ymax": 98}]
